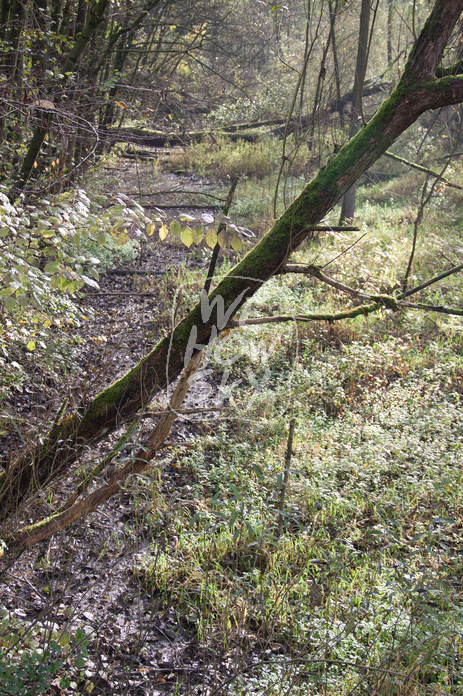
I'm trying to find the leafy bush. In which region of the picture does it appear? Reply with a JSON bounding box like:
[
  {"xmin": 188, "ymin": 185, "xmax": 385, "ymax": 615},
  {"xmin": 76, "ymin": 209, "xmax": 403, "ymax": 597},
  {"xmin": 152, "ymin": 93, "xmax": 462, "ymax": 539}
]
[
  {"xmin": 0, "ymin": 607, "xmax": 89, "ymax": 696},
  {"xmin": 0, "ymin": 188, "xmax": 151, "ymax": 311},
  {"xmin": 0, "ymin": 187, "xmax": 151, "ymax": 403}
]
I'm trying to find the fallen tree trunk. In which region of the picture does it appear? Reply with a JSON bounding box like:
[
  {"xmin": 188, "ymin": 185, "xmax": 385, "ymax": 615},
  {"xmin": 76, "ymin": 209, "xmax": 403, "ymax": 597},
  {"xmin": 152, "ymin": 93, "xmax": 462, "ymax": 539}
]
[
  {"xmin": 1, "ymin": 0, "xmax": 463, "ymax": 523},
  {"xmin": 102, "ymin": 126, "xmax": 261, "ymax": 147}
]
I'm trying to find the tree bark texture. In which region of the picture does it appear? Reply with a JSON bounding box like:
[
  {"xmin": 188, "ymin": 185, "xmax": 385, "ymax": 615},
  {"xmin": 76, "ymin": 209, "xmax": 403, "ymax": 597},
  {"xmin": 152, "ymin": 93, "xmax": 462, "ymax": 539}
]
[{"xmin": 2, "ymin": 0, "xmax": 463, "ymax": 521}]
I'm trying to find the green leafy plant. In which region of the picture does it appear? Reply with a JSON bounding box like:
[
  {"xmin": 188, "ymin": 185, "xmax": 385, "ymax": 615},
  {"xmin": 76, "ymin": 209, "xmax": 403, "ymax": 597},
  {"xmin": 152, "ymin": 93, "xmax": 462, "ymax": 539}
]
[{"xmin": 0, "ymin": 612, "xmax": 89, "ymax": 696}]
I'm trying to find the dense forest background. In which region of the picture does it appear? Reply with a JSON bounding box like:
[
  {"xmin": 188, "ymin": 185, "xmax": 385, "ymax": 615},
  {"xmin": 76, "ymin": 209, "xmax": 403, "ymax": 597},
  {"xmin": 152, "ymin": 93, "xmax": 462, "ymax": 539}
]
[{"xmin": 2, "ymin": 0, "xmax": 463, "ymax": 694}]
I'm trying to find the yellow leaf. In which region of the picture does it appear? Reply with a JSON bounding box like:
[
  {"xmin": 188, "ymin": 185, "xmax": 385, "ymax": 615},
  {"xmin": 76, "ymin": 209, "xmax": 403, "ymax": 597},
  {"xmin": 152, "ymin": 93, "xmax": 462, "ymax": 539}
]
[
  {"xmin": 205, "ymin": 228, "xmax": 218, "ymax": 249},
  {"xmin": 146, "ymin": 223, "xmax": 156, "ymax": 236},
  {"xmin": 159, "ymin": 224, "xmax": 168, "ymax": 240},
  {"xmin": 115, "ymin": 101, "xmax": 129, "ymax": 109},
  {"xmin": 191, "ymin": 227, "xmax": 203, "ymax": 245},
  {"xmin": 170, "ymin": 220, "xmax": 182, "ymax": 236},
  {"xmin": 33, "ymin": 99, "xmax": 55, "ymax": 110},
  {"xmin": 217, "ymin": 229, "xmax": 229, "ymax": 249},
  {"xmin": 230, "ymin": 231, "xmax": 243, "ymax": 252},
  {"xmin": 116, "ymin": 231, "xmax": 129, "ymax": 246}
]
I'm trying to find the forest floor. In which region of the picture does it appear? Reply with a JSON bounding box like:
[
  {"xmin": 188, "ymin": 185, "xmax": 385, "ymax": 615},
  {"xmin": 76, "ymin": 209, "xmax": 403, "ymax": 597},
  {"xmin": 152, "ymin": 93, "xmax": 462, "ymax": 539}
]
[{"xmin": 3, "ymin": 144, "xmax": 463, "ymax": 696}]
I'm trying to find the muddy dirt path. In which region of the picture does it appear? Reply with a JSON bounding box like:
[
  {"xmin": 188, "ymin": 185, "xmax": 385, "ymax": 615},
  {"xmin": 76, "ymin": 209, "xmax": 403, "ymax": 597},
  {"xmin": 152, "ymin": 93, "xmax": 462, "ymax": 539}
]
[{"xmin": 0, "ymin": 153, "xmax": 236, "ymax": 695}]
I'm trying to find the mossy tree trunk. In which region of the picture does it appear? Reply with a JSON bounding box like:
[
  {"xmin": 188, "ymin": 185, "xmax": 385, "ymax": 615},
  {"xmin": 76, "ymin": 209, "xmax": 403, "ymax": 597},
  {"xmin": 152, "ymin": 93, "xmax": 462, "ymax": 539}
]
[{"xmin": 2, "ymin": 0, "xmax": 463, "ymax": 520}]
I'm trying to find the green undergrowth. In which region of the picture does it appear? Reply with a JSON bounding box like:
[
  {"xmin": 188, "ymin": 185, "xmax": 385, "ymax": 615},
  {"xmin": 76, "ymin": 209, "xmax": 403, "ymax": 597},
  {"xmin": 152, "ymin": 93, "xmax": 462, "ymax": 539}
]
[
  {"xmin": 167, "ymin": 135, "xmax": 284, "ymax": 180},
  {"xmin": 135, "ymin": 183, "xmax": 463, "ymax": 694},
  {"xmin": 0, "ymin": 606, "xmax": 90, "ymax": 695}
]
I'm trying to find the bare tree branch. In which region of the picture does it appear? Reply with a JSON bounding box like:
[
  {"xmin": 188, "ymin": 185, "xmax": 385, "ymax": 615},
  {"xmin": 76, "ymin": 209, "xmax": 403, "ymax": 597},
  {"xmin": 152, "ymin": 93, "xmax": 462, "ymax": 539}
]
[
  {"xmin": 384, "ymin": 151, "xmax": 463, "ymax": 190},
  {"xmin": 401, "ymin": 301, "xmax": 463, "ymax": 315},
  {"xmin": 279, "ymin": 264, "xmax": 372, "ymax": 300},
  {"xmin": 402, "ymin": 261, "xmax": 463, "ymax": 297}
]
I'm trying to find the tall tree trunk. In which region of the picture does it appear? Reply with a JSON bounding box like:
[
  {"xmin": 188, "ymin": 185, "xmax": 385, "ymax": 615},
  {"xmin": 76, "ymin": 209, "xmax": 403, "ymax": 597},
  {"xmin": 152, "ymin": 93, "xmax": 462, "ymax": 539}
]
[
  {"xmin": 387, "ymin": 0, "xmax": 394, "ymax": 68},
  {"xmin": 2, "ymin": 0, "xmax": 463, "ymax": 520},
  {"xmin": 339, "ymin": 0, "xmax": 371, "ymax": 224},
  {"xmin": 329, "ymin": 0, "xmax": 343, "ymax": 128}
]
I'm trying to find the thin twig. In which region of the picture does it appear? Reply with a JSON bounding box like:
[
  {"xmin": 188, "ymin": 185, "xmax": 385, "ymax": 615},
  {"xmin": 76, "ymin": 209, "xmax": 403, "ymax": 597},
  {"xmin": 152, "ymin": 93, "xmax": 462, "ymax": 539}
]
[
  {"xmin": 322, "ymin": 232, "xmax": 368, "ymax": 268},
  {"xmin": 229, "ymin": 299, "xmax": 391, "ymax": 328},
  {"xmin": 142, "ymin": 203, "xmax": 222, "ymax": 210},
  {"xmin": 402, "ymin": 119, "xmax": 461, "ymax": 293},
  {"xmin": 279, "ymin": 264, "xmax": 372, "ymax": 300},
  {"xmin": 276, "ymin": 417, "xmax": 296, "ymax": 538},
  {"xmin": 400, "ymin": 301, "xmax": 463, "ymax": 315},
  {"xmin": 85, "ymin": 291, "xmax": 160, "ymax": 296},
  {"xmin": 127, "ymin": 189, "xmax": 226, "ymax": 201},
  {"xmin": 303, "ymin": 225, "xmax": 359, "ymax": 232},
  {"xmin": 140, "ymin": 406, "xmax": 225, "ymax": 418},
  {"xmin": 384, "ymin": 150, "xmax": 463, "ymax": 190},
  {"xmin": 402, "ymin": 261, "xmax": 463, "ymax": 297}
]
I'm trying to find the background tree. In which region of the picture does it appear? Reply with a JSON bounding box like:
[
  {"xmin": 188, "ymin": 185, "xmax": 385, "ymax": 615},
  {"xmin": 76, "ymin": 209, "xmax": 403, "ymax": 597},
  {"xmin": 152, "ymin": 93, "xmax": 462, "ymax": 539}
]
[{"xmin": 339, "ymin": 0, "xmax": 371, "ymax": 224}]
